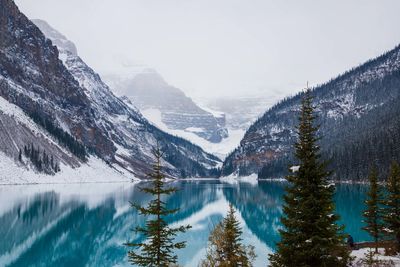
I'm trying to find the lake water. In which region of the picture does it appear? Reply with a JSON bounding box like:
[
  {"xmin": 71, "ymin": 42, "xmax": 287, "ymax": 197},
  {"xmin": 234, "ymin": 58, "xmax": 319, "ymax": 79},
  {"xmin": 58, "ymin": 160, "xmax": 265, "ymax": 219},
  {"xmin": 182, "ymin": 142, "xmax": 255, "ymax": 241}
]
[{"xmin": 0, "ymin": 180, "xmax": 370, "ymax": 266}]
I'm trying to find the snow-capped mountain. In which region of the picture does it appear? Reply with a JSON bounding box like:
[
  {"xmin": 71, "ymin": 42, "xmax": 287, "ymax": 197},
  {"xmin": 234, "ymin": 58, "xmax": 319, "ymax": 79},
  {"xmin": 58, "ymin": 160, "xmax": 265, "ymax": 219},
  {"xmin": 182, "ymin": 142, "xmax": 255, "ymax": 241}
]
[
  {"xmin": 101, "ymin": 67, "xmax": 228, "ymax": 144},
  {"xmin": 200, "ymin": 96, "xmax": 278, "ymax": 131},
  {"xmin": 187, "ymin": 96, "xmax": 278, "ymax": 159},
  {"xmin": 0, "ymin": 0, "xmax": 220, "ymax": 183},
  {"xmin": 222, "ymin": 44, "xmax": 400, "ymax": 181}
]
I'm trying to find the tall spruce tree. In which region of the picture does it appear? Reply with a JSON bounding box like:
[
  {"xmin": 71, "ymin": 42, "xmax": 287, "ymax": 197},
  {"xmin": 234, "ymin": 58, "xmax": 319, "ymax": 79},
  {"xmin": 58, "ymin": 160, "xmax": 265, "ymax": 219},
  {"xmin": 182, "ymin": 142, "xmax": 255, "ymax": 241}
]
[
  {"xmin": 363, "ymin": 167, "xmax": 384, "ymax": 253},
  {"xmin": 383, "ymin": 161, "xmax": 400, "ymax": 252},
  {"xmin": 200, "ymin": 204, "xmax": 256, "ymax": 267},
  {"xmin": 269, "ymin": 90, "xmax": 350, "ymax": 267},
  {"xmin": 125, "ymin": 146, "xmax": 191, "ymax": 266}
]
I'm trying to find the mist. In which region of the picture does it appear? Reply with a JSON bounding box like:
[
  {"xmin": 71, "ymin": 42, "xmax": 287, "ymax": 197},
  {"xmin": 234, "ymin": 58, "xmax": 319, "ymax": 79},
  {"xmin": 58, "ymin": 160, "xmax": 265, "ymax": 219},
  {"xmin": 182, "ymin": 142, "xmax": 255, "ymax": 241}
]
[{"xmin": 15, "ymin": 0, "xmax": 400, "ymax": 99}]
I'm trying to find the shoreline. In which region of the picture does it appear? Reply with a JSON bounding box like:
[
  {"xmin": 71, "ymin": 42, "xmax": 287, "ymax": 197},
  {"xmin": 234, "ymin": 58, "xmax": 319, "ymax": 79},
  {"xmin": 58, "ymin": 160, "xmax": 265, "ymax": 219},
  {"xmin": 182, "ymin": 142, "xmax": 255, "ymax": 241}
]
[
  {"xmin": 0, "ymin": 180, "xmax": 137, "ymax": 186},
  {"xmin": 258, "ymin": 179, "xmax": 371, "ymax": 184},
  {"xmin": 0, "ymin": 177, "xmax": 373, "ymax": 186}
]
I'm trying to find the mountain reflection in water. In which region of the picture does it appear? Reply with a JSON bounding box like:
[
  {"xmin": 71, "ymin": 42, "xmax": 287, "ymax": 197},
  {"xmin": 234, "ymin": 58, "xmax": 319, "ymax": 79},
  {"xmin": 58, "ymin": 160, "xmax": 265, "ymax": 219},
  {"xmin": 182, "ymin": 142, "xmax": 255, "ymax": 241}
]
[{"xmin": 0, "ymin": 181, "xmax": 369, "ymax": 267}]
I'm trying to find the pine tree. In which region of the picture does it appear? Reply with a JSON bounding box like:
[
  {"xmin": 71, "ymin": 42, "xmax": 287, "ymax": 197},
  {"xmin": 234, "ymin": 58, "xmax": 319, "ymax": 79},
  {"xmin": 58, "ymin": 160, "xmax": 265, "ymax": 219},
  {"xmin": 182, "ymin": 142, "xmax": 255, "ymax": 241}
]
[
  {"xmin": 383, "ymin": 161, "xmax": 400, "ymax": 252},
  {"xmin": 269, "ymin": 90, "xmax": 350, "ymax": 267},
  {"xmin": 30, "ymin": 143, "xmax": 34, "ymax": 160},
  {"xmin": 125, "ymin": 146, "xmax": 191, "ymax": 266},
  {"xmin": 51, "ymin": 155, "xmax": 55, "ymax": 171},
  {"xmin": 200, "ymin": 204, "xmax": 256, "ymax": 267},
  {"xmin": 363, "ymin": 167, "xmax": 384, "ymax": 253}
]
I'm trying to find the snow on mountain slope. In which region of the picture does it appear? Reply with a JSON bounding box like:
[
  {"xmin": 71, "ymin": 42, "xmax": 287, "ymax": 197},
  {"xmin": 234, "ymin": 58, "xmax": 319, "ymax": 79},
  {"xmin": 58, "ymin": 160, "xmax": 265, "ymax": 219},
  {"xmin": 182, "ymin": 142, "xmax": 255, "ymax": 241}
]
[
  {"xmin": 222, "ymin": 44, "xmax": 400, "ymax": 180},
  {"xmin": 0, "ymin": 94, "xmax": 133, "ymax": 184},
  {"xmin": 199, "ymin": 96, "xmax": 278, "ymax": 131},
  {"xmin": 0, "ymin": 151, "xmax": 134, "ymax": 185},
  {"xmin": 0, "ymin": 94, "xmax": 79, "ymax": 168},
  {"xmin": 30, "ymin": 18, "xmax": 220, "ymax": 178},
  {"xmin": 101, "ymin": 66, "xmax": 228, "ymax": 144},
  {"xmin": 0, "ymin": 0, "xmax": 220, "ymax": 183},
  {"xmin": 32, "ymin": 19, "xmax": 78, "ymax": 56},
  {"xmin": 140, "ymin": 108, "xmax": 243, "ymax": 159},
  {"xmin": 176, "ymin": 95, "xmax": 279, "ymax": 158},
  {"xmin": 0, "ymin": 0, "xmax": 115, "ymax": 162}
]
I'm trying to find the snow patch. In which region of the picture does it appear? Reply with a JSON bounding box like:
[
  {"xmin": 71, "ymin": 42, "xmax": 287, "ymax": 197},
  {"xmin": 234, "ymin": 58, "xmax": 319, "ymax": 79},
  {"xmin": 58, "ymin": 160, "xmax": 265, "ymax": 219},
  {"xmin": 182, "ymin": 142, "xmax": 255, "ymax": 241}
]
[
  {"xmin": 141, "ymin": 108, "xmax": 244, "ymax": 159},
  {"xmin": 220, "ymin": 173, "xmax": 259, "ymax": 186},
  {"xmin": 185, "ymin": 127, "xmax": 205, "ymax": 133},
  {"xmin": 0, "ymin": 151, "xmax": 138, "ymax": 185},
  {"xmin": 351, "ymin": 248, "xmax": 400, "ymax": 266},
  {"xmin": 290, "ymin": 165, "xmax": 300, "ymax": 173}
]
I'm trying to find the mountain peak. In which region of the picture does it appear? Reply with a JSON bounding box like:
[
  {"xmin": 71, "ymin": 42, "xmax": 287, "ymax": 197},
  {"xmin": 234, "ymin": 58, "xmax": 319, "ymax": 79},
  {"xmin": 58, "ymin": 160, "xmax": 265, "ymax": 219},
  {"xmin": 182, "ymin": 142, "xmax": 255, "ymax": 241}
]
[{"xmin": 32, "ymin": 19, "xmax": 78, "ymax": 56}]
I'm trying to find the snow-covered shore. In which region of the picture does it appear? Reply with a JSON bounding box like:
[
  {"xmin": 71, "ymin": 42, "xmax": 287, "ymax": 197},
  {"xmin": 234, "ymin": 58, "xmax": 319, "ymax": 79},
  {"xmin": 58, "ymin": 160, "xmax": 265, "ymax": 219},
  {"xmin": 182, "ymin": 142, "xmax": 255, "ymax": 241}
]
[
  {"xmin": 351, "ymin": 248, "xmax": 400, "ymax": 266},
  {"xmin": 220, "ymin": 173, "xmax": 260, "ymax": 185},
  {"xmin": 0, "ymin": 153, "xmax": 137, "ymax": 185}
]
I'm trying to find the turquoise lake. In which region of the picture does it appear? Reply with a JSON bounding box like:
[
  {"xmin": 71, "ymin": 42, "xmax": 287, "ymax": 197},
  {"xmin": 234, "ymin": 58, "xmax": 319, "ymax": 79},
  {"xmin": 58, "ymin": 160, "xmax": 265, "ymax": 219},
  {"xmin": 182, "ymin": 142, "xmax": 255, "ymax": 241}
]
[{"xmin": 0, "ymin": 180, "xmax": 370, "ymax": 266}]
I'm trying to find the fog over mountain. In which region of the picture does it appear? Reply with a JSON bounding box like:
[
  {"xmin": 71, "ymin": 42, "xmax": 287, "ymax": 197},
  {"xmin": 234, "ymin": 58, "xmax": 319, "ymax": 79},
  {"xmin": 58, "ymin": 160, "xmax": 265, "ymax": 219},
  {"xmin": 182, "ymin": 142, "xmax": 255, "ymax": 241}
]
[
  {"xmin": 15, "ymin": 0, "xmax": 400, "ymax": 99},
  {"xmin": 103, "ymin": 68, "xmax": 229, "ymax": 144}
]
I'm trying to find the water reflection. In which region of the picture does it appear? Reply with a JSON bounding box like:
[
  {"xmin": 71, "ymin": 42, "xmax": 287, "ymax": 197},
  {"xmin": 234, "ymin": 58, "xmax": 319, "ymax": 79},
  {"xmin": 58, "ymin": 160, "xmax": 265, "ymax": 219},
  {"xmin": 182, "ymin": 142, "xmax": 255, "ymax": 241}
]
[
  {"xmin": 0, "ymin": 181, "xmax": 369, "ymax": 267},
  {"xmin": 224, "ymin": 181, "xmax": 285, "ymax": 249}
]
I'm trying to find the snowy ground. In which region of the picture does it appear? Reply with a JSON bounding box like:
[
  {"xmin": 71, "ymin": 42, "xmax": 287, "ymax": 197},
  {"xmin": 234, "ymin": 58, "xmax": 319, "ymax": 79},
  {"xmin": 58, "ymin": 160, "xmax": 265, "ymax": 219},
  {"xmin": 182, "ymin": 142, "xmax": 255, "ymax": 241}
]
[
  {"xmin": 141, "ymin": 108, "xmax": 244, "ymax": 159},
  {"xmin": 0, "ymin": 152, "xmax": 137, "ymax": 185},
  {"xmin": 220, "ymin": 173, "xmax": 259, "ymax": 186},
  {"xmin": 351, "ymin": 248, "xmax": 400, "ymax": 266}
]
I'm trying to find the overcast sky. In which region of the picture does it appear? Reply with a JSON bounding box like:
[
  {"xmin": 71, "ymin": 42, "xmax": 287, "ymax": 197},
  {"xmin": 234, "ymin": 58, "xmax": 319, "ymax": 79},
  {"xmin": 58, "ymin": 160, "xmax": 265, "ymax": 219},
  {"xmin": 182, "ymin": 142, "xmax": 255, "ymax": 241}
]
[{"xmin": 15, "ymin": 0, "xmax": 400, "ymax": 99}]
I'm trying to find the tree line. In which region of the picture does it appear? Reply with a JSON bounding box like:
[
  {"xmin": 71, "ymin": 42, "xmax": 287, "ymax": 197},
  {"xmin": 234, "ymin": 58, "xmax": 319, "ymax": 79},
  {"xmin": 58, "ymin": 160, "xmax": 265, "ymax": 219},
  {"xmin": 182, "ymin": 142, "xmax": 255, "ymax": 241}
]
[{"xmin": 28, "ymin": 111, "xmax": 87, "ymax": 161}]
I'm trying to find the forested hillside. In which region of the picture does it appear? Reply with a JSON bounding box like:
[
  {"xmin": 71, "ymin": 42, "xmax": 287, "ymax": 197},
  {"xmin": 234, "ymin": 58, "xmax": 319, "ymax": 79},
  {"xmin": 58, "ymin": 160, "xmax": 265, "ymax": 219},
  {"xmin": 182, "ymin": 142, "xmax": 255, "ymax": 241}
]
[{"xmin": 222, "ymin": 45, "xmax": 400, "ymax": 181}]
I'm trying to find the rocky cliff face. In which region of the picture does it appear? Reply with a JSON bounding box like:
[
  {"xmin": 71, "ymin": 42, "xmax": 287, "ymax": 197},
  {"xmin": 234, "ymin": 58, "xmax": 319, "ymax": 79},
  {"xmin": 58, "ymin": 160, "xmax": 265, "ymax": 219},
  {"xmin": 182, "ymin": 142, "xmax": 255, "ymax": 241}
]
[
  {"xmin": 0, "ymin": 0, "xmax": 114, "ymax": 159},
  {"xmin": 102, "ymin": 69, "xmax": 228, "ymax": 144},
  {"xmin": 222, "ymin": 44, "xmax": 400, "ymax": 181},
  {"xmin": 0, "ymin": 96, "xmax": 81, "ymax": 173},
  {"xmin": 0, "ymin": 1, "xmax": 220, "ymax": 180}
]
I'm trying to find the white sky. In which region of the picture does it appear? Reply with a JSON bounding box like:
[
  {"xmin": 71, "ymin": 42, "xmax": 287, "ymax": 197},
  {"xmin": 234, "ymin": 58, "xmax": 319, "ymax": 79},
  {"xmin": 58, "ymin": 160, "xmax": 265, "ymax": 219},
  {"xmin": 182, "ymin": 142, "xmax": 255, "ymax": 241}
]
[{"xmin": 15, "ymin": 0, "xmax": 400, "ymax": 98}]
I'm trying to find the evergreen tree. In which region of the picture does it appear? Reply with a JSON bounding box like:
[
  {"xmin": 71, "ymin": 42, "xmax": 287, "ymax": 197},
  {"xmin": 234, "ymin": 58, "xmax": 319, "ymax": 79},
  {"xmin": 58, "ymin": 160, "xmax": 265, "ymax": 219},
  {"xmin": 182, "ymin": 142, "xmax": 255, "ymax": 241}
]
[
  {"xmin": 383, "ymin": 161, "xmax": 400, "ymax": 252},
  {"xmin": 21, "ymin": 144, "xmax": 59, "ymax": 174},
  {"xmin": 18, "ymin": 149, "xmax": 22, "ymax": 162},
  {"xmin": 28, "ymin": 110, "xmax": 87, "ymax": 160},
  {"xmin": 200, "ymin": 204, "xmax": 256, "ymax": 267},
  {"xmin": 269, "ymin": 90, "xmax": 350, "ymax": 267},
  {"xmin": 363, "ymin": 167, "xmax": 384, "ymax": 253},
  {"xmin": 51, "ymin": 155, "xmax": 54, "ymax": 170},
  {"xmin": 125, "ymin": 146, "xmax": 191, "ymax": 266}
]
